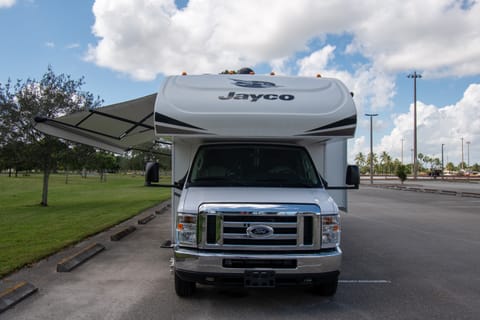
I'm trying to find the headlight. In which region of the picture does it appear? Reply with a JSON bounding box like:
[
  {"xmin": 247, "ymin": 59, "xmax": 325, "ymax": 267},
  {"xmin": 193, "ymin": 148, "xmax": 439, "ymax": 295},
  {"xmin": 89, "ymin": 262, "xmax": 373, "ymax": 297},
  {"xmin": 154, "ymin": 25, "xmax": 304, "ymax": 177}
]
[
  {"xmin": 321, "ymin": 215, "xmax": 340, "ymax": 248},
  {"xmin": 177, "ymin": 213, "xmax": 197, "ymax": 247}
]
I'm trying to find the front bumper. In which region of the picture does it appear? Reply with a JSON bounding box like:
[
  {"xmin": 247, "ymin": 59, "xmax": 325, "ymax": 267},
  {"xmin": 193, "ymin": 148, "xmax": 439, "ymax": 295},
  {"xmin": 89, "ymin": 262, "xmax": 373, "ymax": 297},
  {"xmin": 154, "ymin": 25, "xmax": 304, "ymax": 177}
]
[{"xmin": 174, "ymin": 246, "xmax": 342, "ymax": 287}]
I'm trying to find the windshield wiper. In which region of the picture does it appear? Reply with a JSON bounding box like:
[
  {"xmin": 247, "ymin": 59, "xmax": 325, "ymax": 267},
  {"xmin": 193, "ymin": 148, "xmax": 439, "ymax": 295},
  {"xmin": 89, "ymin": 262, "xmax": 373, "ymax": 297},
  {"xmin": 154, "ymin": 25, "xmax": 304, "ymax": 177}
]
[
  {"xmin": 193, "ymin": 177, "xmax": 229, "ymax": 181},
  {"xmin": 254, "ymin": 178, "xmax": 314, "ymax": 187},
  {"xmin": 190, "ymin": 177, "xmax": 245, "ymax": 186}
]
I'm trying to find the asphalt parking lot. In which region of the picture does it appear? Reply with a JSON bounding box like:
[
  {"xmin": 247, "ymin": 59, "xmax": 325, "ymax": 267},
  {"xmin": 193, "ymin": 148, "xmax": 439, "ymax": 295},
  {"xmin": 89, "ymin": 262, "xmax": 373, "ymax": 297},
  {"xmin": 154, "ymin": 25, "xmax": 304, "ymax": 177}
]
[{"xmin": 1, "ymin": 183, "xmax": 479, "ymax": 319}]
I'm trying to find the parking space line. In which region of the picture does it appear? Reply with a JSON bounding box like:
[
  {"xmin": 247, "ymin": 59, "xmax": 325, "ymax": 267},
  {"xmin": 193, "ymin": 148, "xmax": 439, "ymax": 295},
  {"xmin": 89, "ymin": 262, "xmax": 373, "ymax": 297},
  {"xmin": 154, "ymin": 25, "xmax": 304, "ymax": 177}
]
[{"xmin": 339, "ymin": 280, "xmax": 391, "ymax": 284}]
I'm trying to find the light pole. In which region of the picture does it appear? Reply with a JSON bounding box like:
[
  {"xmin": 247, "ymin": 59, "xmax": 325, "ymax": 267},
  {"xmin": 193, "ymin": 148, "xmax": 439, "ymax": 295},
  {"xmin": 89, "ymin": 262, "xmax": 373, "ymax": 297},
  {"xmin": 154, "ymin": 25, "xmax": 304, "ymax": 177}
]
[
  {"xmin": 408, "ymin": 71, "xmax": 422, "ymax": 180},
  {"xmin": 466, "ymin": 141, "xmax": 470, "ymax": 168},
  {"xmin": 401, "ymin": 138, "xmax": 404, "ymax": 164},
  {"xmin": 365, "ymin": 113, "xmax": 378, "ymax": 185},
  {"xmin": 441, "ymin": 144, "xmax": 445, "ymax": 179},
  {"xmin": 461, "ymin": 137, "xmax": 464, "ymax": 170},
  {"xmin": 411, "ymin": 148, "xmax": 414, "ymax": 172}
]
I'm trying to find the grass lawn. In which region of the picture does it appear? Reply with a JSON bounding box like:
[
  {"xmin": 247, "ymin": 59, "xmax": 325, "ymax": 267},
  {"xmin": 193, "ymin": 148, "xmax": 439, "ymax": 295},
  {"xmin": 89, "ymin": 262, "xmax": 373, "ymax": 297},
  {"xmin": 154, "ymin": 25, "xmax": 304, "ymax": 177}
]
[{"xmin": 0, "ymin": 173, "xmax": 171, "ymax": 277}]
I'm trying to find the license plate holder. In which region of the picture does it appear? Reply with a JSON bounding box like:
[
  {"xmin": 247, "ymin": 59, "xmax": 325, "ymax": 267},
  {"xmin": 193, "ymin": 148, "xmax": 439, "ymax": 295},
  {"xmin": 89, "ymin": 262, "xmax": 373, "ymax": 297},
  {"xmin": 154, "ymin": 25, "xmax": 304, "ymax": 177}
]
[{"xmin": 244, "ymin": 270, "xmax": 276, "ymax": 288}]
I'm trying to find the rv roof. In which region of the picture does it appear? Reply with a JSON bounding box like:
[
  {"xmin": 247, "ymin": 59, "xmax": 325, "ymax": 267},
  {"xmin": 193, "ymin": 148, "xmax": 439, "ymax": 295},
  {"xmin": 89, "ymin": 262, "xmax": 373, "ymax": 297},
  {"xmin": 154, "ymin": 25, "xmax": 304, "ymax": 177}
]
[{"xmin": 154, "ymin": 74, "xmax": 356, "ymax": 139}]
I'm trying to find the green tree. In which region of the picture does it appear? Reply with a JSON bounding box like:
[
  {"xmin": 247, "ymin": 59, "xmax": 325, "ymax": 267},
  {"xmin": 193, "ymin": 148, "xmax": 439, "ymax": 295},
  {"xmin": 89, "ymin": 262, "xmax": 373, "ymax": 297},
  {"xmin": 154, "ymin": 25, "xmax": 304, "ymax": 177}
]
[
  {"xmin": 94, "ymin": 151, "xmax": 118, "ymax": 182},
  {"xmin": 446, "ymin": 162, "xmax": 456, "ymax": 172},
  {"xmin": 379, "ymin": 151, "xmax": 392, "ymax": 175},
  {"xmin": 396, "ymin": 164, "xmax": 408, "ymax": 184},
  {"xmin": 0, "ymin": 66, "xmax": 102, "ymax": 206},
  {"xmin": 354, "ymin": 152, "xmax": 366, "ymax": 167}
]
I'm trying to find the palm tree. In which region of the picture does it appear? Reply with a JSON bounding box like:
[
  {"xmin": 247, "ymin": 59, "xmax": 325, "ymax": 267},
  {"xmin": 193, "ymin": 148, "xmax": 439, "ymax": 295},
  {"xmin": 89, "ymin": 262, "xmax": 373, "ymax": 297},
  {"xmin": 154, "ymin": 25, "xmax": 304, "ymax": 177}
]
[
  {"xmin": 355, "ymin": 152, "xmax": 366, "ymax": 168},
  {"xmin": 380, "ymin": 151, "xmax": 392, "ymax": 176}
]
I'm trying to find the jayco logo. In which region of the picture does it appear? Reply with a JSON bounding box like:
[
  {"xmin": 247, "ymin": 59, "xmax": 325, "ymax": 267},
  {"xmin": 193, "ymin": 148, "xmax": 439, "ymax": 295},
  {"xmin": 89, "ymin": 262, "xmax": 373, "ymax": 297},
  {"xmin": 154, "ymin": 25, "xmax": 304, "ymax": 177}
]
[
  {"xmin": 218, "ymin": 78, "xmax": 294, "ymax": 102},
  {"xmin": 218, "ymin": 92, "xmax": 295, "ymax": 102}
]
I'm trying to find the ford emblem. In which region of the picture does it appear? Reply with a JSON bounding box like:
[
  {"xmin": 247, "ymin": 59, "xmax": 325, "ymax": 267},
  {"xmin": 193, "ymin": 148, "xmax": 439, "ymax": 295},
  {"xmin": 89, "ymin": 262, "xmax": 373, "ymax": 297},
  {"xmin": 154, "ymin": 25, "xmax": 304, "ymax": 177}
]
[{"xmin": 246, "ymin": 225, "xmax": 274, "ymax": 238}]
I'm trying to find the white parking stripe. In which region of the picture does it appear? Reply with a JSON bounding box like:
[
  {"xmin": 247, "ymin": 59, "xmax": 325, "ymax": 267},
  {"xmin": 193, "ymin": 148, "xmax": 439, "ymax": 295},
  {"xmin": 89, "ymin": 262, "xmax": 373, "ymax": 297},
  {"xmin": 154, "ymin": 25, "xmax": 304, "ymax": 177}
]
[{"xmin": 339, "ymin": 280, "xmax": 391, "ymax": 284}]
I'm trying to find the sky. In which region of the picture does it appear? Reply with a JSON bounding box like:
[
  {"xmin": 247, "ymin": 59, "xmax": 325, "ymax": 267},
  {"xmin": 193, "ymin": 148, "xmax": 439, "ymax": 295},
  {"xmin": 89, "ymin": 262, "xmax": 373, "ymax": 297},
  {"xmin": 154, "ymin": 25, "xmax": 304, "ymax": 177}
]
[{"xmin": 1, "ymin": 0, "xmax": 479, "ymax": 166}]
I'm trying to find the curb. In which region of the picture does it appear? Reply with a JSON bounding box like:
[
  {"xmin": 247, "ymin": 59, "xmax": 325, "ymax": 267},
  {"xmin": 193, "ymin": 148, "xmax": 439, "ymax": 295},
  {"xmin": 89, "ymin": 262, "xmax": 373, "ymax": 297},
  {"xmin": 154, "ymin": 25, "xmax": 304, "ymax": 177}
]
[
  {"xmin": 368, "ymin": 184, "xmax": 480, "ymax": 198},
  {"xmin": 0, "ymin": 281, "xmax": 38, "ymax": 313},
  {"xmin": 110, "ymin": 226, "xmax": 137, "ymax": 241},
  {"xmin": 57, "ymin": 243, "xmax": 105, "ymax": 272},
  {"xmin": 138, "ymin": 214, "xmax": 156, "ymax": 225},
  {"xmin": 461, "ymin": 192, "xmax": 480, "ymax": 198},
  {"xmin": 440, "ymin": 190, "xmax": 457, "ymax": 195}
]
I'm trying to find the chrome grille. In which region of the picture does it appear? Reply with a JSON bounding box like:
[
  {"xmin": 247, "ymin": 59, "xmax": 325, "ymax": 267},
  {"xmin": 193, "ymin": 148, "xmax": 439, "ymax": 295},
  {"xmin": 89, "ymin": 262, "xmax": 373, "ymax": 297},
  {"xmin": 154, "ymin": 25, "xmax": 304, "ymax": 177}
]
[{"xmin": 198, "ymin": 203, "xmax": 321, "ymax": 251}]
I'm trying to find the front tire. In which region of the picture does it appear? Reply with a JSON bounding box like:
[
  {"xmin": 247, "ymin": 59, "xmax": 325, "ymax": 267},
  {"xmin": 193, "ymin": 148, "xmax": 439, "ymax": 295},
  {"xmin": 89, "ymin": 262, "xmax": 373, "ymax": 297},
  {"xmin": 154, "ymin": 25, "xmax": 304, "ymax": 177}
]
[{"xmin": 175, "ymin": 272, "xmax": 196, "ymax": 297}]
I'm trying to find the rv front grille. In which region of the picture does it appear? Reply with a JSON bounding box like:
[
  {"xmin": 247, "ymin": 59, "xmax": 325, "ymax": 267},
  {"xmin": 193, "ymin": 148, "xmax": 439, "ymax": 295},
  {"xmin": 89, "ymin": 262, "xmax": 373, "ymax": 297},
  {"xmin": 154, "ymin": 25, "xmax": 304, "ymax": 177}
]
[{"xmin": 198, "ymin": 203, "xmax": 321, "ymax": 251}]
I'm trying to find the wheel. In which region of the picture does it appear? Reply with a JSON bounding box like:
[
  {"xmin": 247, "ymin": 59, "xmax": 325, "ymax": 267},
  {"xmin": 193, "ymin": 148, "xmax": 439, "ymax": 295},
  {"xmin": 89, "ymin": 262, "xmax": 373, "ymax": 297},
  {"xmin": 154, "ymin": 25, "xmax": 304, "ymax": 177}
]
[
  {"xmin": 175, "ymin": 272, "xmax": 196, "ymax": 297},
  {"xmin": 312, "ymin": 276, "xmax": 338, "ymax": 296}
]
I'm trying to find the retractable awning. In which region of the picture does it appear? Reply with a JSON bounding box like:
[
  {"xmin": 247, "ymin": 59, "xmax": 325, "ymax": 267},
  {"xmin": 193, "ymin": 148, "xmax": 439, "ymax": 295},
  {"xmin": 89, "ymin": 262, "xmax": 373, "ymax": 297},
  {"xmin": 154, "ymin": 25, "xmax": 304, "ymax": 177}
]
[{"xmin": 34, "ymin": 94, "xmax": 158, "ymax": 154}]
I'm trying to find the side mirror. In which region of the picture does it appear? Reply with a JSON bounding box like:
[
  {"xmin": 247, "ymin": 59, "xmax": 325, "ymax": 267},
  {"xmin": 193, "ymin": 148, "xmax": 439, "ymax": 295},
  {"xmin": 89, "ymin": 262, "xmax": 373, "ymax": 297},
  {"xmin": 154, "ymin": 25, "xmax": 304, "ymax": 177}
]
[
  {"xmin": 346, "ymin": 165, "xmax": 360, "ymax": 189},
  {"xmin": 145, "ymin": 162, "xmax": 159, "ymax": 186}
]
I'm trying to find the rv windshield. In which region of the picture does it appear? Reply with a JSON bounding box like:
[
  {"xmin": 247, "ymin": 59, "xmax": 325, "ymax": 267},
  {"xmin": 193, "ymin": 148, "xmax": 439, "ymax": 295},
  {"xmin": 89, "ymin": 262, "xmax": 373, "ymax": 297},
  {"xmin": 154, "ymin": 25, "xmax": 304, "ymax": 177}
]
[{"xmin": 188, "ymin": 144, "xmax": 322, "ymax": 188}]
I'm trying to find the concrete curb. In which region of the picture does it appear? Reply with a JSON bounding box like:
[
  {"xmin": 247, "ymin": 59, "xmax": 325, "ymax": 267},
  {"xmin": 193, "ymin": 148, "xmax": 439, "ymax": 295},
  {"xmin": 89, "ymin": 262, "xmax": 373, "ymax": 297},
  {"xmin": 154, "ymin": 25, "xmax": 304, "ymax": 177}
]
[
  {"xmin": 138, "ymin": 214, "xmax": 156, "ymax": 225},
  {"xmin": 0, "ymin": 281, "xmax": 38, "ymax": 313},
  {"xmin": 110, "ymin": 226, "xmax": 137, "ymax": 241},
  {"xmin": 57, "ymin": 243, "xmax": 105, "ymax": 272},
  {"xmin": 461, "ymin": 192, "xmax": 480, "ymax": 198},
  {"xmin": 368, "ymin": 184, "xmax": 480, "ymax": 198}
]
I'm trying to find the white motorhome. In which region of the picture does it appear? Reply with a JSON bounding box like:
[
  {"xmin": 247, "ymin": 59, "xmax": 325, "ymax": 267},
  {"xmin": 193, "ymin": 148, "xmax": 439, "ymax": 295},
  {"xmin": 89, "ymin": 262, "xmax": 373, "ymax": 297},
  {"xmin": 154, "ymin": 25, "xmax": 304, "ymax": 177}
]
[{"xmin": 35, "ymin": 71, "xmax": 359, "ymax": 297}]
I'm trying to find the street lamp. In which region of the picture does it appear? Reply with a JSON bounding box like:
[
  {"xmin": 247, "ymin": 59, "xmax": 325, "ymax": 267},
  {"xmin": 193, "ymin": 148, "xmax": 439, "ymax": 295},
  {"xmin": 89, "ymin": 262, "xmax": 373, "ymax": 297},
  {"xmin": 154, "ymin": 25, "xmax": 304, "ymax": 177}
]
[
  {"xmin": 441, "ymin": 144, "xmax": 445, "ymax": 179},
  {"xmin": 461, "ymin": 137, "xmax": 464, "ymax": 170},
  {"xmin": 401, "ymin": 138, "xmax": 404, "ymax": 164},
  {"xmin": 411, "ymin": 148, "xmax": 414, "ymax": 172},
  {"xmin": 407, "ymin": 71, "xmax": 422, "ymax": 180},
  {"xmin": 365, "ymin": 113, "xmax": 378, "ymax": 185},
  {"xmin": 466, "ymin": 141, "xmax": 470, "ymax": 168}
]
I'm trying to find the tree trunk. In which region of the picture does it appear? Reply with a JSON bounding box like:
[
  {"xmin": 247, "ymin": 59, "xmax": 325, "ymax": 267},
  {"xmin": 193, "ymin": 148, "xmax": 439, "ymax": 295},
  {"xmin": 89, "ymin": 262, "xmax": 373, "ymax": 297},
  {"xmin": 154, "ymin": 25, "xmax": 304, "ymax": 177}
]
[{"xmin": 41, "ymin": 160, "xmax": 51, "ymax": 207}]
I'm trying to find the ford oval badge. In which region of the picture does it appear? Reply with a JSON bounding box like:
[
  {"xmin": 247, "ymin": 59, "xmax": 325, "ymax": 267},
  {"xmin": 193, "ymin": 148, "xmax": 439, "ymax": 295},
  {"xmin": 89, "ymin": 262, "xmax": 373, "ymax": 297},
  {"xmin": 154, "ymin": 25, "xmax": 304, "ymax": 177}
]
[{"xmin": 246, "ymin": 225, "xmax": 274, "ymax": 238}]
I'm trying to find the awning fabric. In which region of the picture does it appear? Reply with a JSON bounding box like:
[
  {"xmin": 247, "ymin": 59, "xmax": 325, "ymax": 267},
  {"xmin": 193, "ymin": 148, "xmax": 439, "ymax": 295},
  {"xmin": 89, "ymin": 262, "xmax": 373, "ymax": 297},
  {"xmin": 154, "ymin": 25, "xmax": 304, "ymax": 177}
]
[{"xmin": 35, "ymin": 94, "xmax": 157, "ymax": 154}]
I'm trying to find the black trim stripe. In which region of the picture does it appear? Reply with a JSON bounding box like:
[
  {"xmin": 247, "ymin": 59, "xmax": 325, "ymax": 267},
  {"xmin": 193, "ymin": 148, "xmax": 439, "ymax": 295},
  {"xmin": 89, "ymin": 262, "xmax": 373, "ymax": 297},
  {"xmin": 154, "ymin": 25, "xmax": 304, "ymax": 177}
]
[
  {"xmin": 155, "ymin": 112, "xmax": 205, "ymax": 130},
  {"xmin": 305, "ymin": 115, "xmax": 356, "ymax": 133},
  {"xmin": 297, "ymin": 127, "xmax": 356, "ymax": 137},
  {"xmin": 155, "ymin": 125, "xmax": 213, "ymax": 135}
]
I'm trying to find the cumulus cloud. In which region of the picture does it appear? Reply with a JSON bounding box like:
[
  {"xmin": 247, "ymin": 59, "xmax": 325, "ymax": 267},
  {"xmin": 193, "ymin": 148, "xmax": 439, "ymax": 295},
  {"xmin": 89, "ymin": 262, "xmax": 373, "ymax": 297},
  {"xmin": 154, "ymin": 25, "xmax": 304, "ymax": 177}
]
[
  {"xmin": 0, "ymin": 0, "xmax": 15, "ymax": 8},
  {"xmin": 373, "ymin": 83, "xmax": 480, "ymax": 165},
  {"xmin": 346, "ymin": 0, "xmax": 480, "ymax": 77},
  {"xmin": 86, "ymin": 0, "xmax": 364, "ymax": 79},
  {"xmin": 87, "ymin": 0, "xmax": 480, "ymax": 81},
  {"xmin": 296, "ymin": 46, "xmax": 396, "ymax": 114}
]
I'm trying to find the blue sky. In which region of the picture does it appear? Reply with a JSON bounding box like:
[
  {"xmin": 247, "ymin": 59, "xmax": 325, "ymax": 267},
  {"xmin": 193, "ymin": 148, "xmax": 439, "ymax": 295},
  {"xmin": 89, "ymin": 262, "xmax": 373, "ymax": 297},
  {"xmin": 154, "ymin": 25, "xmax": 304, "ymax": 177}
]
[{"xmin": 1, "ymin": 0, "xmax": 479, "ymax": 166}]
